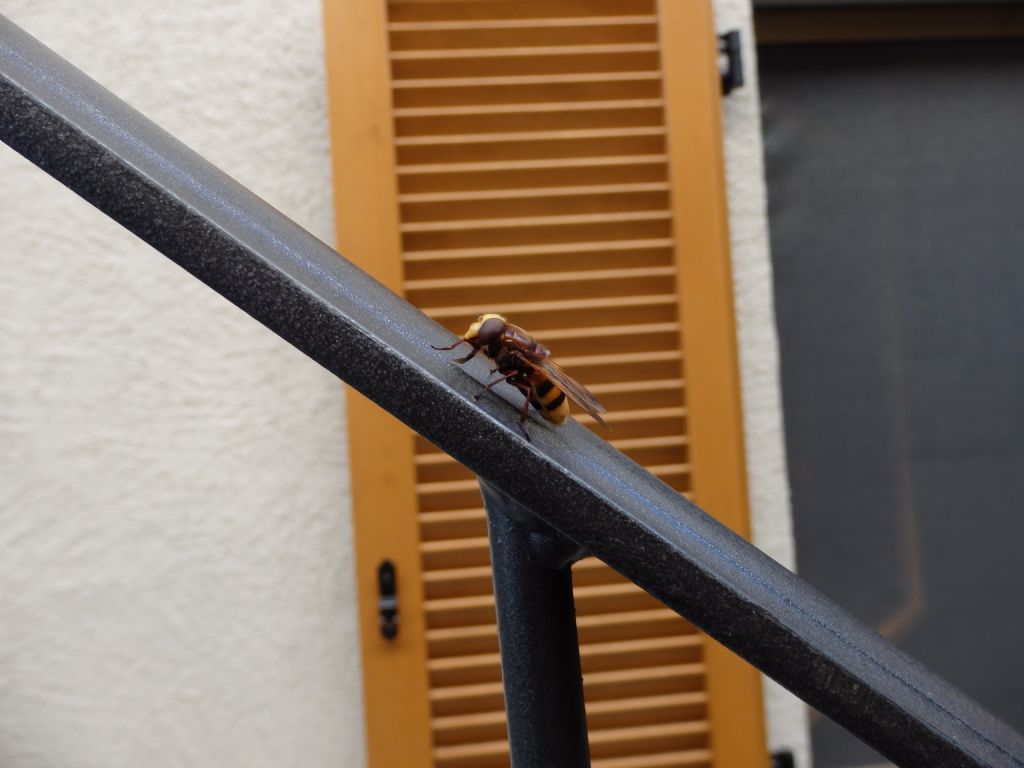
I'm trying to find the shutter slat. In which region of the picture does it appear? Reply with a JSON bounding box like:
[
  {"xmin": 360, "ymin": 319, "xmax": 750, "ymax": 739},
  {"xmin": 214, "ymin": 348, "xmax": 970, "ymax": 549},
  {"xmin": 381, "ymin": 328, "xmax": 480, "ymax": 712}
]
[
  {"xmin": 558, "ymin": 350, "xmax": 680, "ymax": 367},
  {"xmin": 401, "ymin": 209, "xmax": 671, "ymax": 232},
  {"xmin": 394, "ymin": 98, "xmax": 664, "ymax": 118},
  {"xmin": 392, "ymin": 71, "xmax": 661, "ymax": 90},
  {"xmin": 404, "ymin": 237, "xmax": 673, "ymax": 263},
  {"xmin": 425, "ymin": 582, "xmax": 670, "ymax": 629},
  {"xmin": 429, "ymin": 635, "xmax": 702, "ymax": 674},
  {"xmin": 587, "ymin": 691, "xmax": 708, "ymax": 717},
  {"xmin": 395, "ymin": 127, "xmax": 665, "ymax": 147},
  {"xmin": 399, "ymin": 154, "xmax": 668, "ymax": 176},
  {"xmin": 591, "ymin": 749, "xmax": 714, "ymax": 768},
  {"xmin": 415, "ymin": 512, "xmax": 483, "ymax": 540},
  {"xmin": 520, "ymin": 323, "xmax": 679, "ymax": 341},
  {"xmin": 388, "ymin": 16, "xmax": 659, "ymax": 33},
  {"xmin": 430, "ymin": 663, "xmax": 706, "ymax": 704},
  {"xmin": 405, "ymin": 265, "xmax": 674, "ymax": 290},
  {"xmin": 588, "ymin": 379, "xmax": 683, "ymax": 396},
  {"xmin": 420, "ymin": 507, "xmax": 484, "ymax": 522},
  {"xmin": 422, "ymin": 294, "xmax": 677, "ymax": 319},
  {"xmin": 433, "ymin": 691, "xmax": 710, "ymax": 744},
  {"xmin": 400, "ymin": 182, "xmax": 670, "ymax": 204},
  {"xmin": 426, "ymin": 607, "xmax": 692, "ymax": 659},
  {"xmin": 428, "ymin": 636, "xmax": 703, "ymax": 688},
  {"xmin": 391, "ymin": 43, "xmax": 661, "ymax": 61},
  {"xmin": 432, "ymin": 721, "xmax": 709, "ymax": 766},
  {"xmin": 579, "ymin": 406, "xmax": 686, "ymax": 423},
  {"xmin": 422, "ymin": 558, "xmax": 636, "ymax": 598},
  {"xmin": 590, "ymin": 721, "xmax": 711, "ymax": 752},
  {"xmin": 422, "ymin": 536, "xmax": 490, "ymax": 557}
]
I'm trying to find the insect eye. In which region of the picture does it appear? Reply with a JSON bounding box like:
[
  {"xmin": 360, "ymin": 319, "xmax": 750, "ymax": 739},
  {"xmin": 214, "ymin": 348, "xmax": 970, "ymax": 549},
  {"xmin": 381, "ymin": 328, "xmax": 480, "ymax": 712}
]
[{"xmin": 476, "ymin": 317, "xmax": 505, "ymax": 342}]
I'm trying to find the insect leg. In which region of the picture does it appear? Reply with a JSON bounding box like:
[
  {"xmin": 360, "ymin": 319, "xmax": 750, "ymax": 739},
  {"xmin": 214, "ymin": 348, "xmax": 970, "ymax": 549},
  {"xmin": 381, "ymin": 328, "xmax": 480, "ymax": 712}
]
[
  {"xmin": 473, "ymin": 371, "xmax": 518, "ymax": 401},
  {"xmin": 451, "ymin": 347, "xmax": 479, "ymax": 364},
  {"xmin": 431, "ymin": 338, "xmax": 467, "ymax": 352},
  {"xmin": 505, "ymin": 378, "xmax": 534, "ymax": 442},
  {"xmin": 517, "ymin": 391, "xmax": 533, "ymax": 442}
]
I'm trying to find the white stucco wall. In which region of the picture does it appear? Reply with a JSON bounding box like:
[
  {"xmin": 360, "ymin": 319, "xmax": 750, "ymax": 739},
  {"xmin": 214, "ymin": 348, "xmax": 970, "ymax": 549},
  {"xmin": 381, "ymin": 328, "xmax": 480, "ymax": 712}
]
[
  {"xmin": 712, "ymin": 1, "xmax": 812, "ymax": 765},
  {"xmin": 0, "ymin": 2, "xmax": 807, "ymax": 767},
  {"xmin": 0, "ymin": 2, "xmax": 365, "ymax": 767}
]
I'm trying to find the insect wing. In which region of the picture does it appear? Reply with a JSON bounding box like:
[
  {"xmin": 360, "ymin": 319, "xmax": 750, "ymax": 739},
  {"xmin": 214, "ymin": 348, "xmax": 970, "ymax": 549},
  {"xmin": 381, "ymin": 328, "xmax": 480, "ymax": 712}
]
[{"xmin": 537, "ymin": 357, "xmax": 609, "ymax": 427}]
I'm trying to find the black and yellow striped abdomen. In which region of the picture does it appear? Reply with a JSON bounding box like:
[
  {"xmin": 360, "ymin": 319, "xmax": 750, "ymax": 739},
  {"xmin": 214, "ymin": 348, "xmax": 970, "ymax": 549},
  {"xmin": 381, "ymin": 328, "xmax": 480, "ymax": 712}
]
[{"xmin": 527, "ymin": 369, "xmax": 569, "ymax": 424}]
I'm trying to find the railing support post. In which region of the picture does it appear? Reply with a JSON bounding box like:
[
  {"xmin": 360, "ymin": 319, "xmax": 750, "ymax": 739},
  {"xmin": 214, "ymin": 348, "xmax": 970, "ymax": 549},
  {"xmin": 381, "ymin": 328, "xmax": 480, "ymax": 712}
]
[{"xmin": 480, "ymin": 480, "xmax": 591, "ymax": 768}]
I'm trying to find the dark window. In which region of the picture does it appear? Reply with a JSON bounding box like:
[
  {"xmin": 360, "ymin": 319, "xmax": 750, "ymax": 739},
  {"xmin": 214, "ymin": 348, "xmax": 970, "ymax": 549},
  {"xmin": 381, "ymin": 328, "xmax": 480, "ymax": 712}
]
[{"xmin": 760, "ymin": 38, "xmax": 1024, "ymax": 768}]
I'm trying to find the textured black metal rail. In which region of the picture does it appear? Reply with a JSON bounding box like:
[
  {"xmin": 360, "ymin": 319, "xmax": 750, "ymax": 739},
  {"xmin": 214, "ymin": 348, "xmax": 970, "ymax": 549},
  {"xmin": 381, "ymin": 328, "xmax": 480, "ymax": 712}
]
[{"xmin": 2, "ymin": 15, "xmax": 1022, "ymax": 768}]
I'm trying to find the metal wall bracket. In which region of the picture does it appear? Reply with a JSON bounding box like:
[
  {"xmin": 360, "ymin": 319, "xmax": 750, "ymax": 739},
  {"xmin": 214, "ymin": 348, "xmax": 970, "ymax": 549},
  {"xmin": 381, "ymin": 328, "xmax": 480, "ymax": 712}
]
[
  {"xmin": 377, "ymin": 560, "xmax": 398, "ymax": 639},
  {"xmin": 719, "ymin": 30, "xmax": 744, "ymax": 95}
]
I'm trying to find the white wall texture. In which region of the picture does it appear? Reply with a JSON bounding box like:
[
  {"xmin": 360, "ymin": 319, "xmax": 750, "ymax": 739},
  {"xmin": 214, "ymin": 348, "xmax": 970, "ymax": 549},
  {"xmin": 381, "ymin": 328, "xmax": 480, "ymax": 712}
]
[
  {"xmin": 0, "ymin": 2, "xmax": 365, "ymax": 766},
  {"xmin": 0, "ymin": 1, "xmax": 808, "ymax": 767},
  {"xmin": 711, "ymin": 0, "xmax": 813, "ymax": 765}
]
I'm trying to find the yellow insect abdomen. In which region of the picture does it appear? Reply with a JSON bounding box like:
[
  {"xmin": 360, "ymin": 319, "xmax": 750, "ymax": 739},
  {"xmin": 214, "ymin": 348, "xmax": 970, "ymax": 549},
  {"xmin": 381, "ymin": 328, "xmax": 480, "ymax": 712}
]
[{"xmin": 531, "ymin": 373, "xmax": 569, "ymax": 424}]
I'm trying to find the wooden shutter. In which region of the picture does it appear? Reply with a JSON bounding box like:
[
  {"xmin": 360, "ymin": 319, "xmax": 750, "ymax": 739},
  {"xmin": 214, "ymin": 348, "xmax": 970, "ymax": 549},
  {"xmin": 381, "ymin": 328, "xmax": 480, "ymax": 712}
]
[{"xmin": 323, "ymin": 2, "xmax": 768, "ymax": 767}]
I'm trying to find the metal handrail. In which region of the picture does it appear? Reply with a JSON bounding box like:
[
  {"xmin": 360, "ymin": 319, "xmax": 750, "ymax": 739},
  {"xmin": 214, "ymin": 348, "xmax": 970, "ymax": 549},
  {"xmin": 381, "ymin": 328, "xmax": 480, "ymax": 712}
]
[{"xmin": 2, "ymin": 15, "xmax": 1022, "ymax": 768}]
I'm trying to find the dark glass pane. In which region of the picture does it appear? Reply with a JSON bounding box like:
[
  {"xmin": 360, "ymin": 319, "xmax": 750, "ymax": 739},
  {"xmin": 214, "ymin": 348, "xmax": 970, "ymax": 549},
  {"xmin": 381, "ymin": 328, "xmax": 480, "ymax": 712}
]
[{"xmin": 760, "ymin": 40, "xmax": 1024, "ymax": 768}]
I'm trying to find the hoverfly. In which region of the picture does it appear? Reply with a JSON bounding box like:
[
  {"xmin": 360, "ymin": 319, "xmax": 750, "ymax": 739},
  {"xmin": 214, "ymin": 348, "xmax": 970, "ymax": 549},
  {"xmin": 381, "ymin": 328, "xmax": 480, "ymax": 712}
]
[{"xmin": 433, "ymin": 313, "xmax": 608, "ymax": 441}]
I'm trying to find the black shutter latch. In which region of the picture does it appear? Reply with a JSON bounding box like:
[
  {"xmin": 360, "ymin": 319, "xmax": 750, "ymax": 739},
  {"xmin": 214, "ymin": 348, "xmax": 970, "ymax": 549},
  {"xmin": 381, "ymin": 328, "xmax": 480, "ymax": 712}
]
[{"xmin": 718, "ymin": 30, "xmax": 744, "ymax": 95}]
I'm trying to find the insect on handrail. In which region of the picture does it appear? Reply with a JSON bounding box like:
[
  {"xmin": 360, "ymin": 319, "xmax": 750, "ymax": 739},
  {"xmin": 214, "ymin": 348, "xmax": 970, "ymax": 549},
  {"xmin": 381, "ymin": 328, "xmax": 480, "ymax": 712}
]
[{"xmin": 434, "ymin": 313, "xmax": 608, "ymax": 441}]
